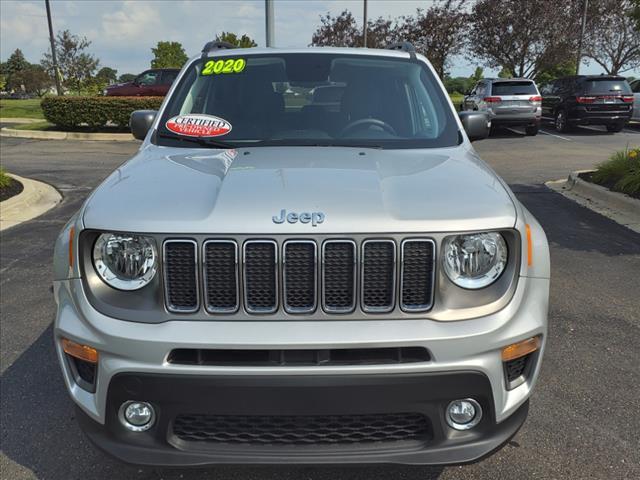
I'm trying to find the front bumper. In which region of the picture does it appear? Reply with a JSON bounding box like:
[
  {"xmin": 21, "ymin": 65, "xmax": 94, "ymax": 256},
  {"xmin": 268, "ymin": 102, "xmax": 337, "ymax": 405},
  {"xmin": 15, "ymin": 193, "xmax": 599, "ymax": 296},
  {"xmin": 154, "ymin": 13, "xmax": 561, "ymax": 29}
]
[
  {"xmin": 76, "ymin": 371, "xmax": 529, "ymax": 466},
  {"xmin": 55, "ymin": 274, "xmax": 548, "ymax": 465}
]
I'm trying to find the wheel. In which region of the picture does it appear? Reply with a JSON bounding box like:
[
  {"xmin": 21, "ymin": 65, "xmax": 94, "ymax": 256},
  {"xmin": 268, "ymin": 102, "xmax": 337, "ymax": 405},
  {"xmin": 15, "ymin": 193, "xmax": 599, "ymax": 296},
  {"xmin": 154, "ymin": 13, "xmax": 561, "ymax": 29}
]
[
  {"xmin": 606, "ymin": 123, "xmax": 624, "ymax": 133},
  {"xmin": 554, "ymin": 110, "xmax": 570, "ymax": 133},
  {"xmin": 525, "ymin": 124, "xmax": 539, "ymax": 136}
]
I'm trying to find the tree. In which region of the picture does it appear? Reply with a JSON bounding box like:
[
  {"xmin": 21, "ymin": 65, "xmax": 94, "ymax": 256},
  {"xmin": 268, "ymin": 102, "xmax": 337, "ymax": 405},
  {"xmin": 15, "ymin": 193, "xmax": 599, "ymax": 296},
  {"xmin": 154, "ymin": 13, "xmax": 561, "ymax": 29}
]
[
  {"xmin": 41, "ymin": 30, "xmax": 99, "ymax": 92},
  {"xmin": 467, "ymin": 0, "xmax": 582, "ymax": 78},
  {"xmin": 630, "ymin": 0, "xmax": 640, "ymax": 30},
  {"xmin": 151, "ymin": 41, "xmax": 188, "ymax": 68},
  {"xmin": 535, "ymin": 60, "xmax": 576, "ymax": 87},
  {"xmin": 470, "ymin": 67, "xmax": 484, "ymax": 83},
  {"xmin": 215, "ymin": 32, "xmax": 257, "ymax": 48},
  {"xmin": 5, "ymin": 49, "xmax": 29, "ymax": 76},
  {"xmin": 118, "ymin": 73, "xmax": 136, "ymax": 83},
  {"xmin": 9, "ymin": 65, "xmax": 52, "ymax": 96},
  {"xmin": 310, "ymin": 3, "xmax": 469, "ymax": 78},
  {"xmin": 399, "ymin": 1, "xmax": 470, "ymax": 78},
  {"xmin": 96, "ymin": 67, "xmax": 117, "ymax": 84},
  {"xmin": 311, "ymin": 10, "xmax": 363, "ymax": 47},
  {"xmin": 583, "ymin": 0, "xmax": 640, "ymax": 75}
]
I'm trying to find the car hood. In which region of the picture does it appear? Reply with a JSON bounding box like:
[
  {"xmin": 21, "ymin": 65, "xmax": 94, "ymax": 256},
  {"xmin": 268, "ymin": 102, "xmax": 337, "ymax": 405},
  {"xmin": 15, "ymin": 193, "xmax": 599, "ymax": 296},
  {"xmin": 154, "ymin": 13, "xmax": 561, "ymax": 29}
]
[{"xmin": 83, "ymin": 145, "xmax": 516, "ymax": 234}]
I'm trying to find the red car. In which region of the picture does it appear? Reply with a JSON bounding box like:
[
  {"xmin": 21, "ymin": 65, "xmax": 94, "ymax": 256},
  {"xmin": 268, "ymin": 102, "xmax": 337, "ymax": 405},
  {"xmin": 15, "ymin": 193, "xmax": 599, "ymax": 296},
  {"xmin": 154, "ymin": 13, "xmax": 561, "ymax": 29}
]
[{"xmin": 104, "ymin": 69, "xmax": 179, "ymax": 96}]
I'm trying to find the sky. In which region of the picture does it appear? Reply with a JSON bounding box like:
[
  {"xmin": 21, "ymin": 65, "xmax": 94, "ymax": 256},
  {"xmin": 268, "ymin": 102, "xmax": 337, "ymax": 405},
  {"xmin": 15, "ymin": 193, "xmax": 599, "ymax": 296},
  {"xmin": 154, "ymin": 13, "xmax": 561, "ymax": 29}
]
[{"xmin": 0, "ymin": 0, "xmax": 632, "ymax": 79}]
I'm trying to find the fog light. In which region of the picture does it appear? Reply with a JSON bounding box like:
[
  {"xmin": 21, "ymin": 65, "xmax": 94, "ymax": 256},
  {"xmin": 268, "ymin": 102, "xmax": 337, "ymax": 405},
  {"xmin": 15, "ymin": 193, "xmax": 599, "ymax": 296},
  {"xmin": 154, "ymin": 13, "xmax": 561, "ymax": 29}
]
[
  {"xmin": 446, "ymin": 398, "xmax": 482, "ymax": 430},
  {"xmin": 118, "ymin": 401, "xmax": 155, "ymax": 432}
]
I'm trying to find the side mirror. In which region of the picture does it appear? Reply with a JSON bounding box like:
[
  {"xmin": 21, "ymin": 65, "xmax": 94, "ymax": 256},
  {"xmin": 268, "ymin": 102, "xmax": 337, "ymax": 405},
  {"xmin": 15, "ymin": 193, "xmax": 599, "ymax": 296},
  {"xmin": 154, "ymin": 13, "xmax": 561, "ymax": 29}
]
[
  {"xmin": 458, "ymin": 111, "xmax": 490, "ymax": 141},
  {"xmin": 129, "ymin": 110, "xmax": 157, "ymax": 141}
]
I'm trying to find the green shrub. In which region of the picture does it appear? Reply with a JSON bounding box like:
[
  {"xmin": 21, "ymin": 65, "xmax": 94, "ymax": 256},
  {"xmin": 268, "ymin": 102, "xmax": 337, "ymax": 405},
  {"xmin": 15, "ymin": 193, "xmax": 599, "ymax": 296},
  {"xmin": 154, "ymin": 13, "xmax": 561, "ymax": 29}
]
[
  {"xmin": 592, "ymin": 147, "xmax": 640, "ymax": 197},
  {"xmin": 0, "ymin": 167, "xmax": 12, "ymax": 189},
  {"xmin": 40, "ymin": 96, "xmax": 164, "ymax": 130}
]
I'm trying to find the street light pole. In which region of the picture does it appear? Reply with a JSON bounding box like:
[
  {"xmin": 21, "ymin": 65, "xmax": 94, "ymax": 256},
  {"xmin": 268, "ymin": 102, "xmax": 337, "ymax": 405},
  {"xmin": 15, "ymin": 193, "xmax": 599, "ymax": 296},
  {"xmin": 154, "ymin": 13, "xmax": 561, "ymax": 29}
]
[
  {"xmin": 45, "ymin": 0, "xmax": 63, "ymax": 96},
  {"xmin": 363, "ymin": 0, "xmax": 368, "ymax": 47},
  {"xmin": 576, "ymin": 0, "xmax": 588, "ymax": 75},
  {"xmin": 265, "ymin": 0, "xmax": 274, "ymax": 47}
]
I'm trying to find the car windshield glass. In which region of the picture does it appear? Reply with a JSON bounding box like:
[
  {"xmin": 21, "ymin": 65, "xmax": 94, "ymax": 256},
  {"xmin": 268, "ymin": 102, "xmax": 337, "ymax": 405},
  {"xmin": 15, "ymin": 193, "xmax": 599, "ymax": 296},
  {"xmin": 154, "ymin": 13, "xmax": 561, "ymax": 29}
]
[
  {"xmin": 582, "ymin": 79, "xmax": 631, "ymax": 94},
  {"xmin": 155, "ymin": 53, "xmax": 459, "ymax": 149},
  {"xmin": 491, "ymin": 81, "xmax": 537, "ymax": 95}
]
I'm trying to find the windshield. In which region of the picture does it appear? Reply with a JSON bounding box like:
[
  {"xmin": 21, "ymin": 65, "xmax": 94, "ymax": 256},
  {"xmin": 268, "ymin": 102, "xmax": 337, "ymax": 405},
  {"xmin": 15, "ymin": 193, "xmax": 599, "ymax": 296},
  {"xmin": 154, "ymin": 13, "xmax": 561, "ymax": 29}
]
[
  {"xmin": 491, "ymin": 81, "xmax": 537, "ymax": 95},
  {"xmin": 155, "ymin": 53, "xmax": 459, "ymax": 149}
]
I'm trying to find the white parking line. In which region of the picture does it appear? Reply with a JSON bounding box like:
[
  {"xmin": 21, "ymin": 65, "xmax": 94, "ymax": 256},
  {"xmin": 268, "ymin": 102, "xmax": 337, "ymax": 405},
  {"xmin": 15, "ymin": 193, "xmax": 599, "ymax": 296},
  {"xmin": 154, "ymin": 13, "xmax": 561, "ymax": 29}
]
[
  {"xmin": 539, "ymin": 129, "xmax": 572, "ymax": 141},
  {"xmin": 623, "ymin": 128, "xmax": 639, "ymax": 134}
]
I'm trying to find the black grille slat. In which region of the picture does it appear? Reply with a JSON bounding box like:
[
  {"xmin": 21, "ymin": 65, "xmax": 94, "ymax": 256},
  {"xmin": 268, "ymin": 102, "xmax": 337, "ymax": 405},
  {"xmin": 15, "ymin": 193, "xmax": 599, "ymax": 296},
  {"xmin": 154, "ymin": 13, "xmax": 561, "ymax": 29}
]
[
  {"xmin": 362, "ymin": 241, "xmax": 396, "ymax": 312},
  {"xmin": 244, "ymin": 241, "xmax": 277, "ymax": 313},
  {"xmin": 204, "ymin": 241, "xmax": 238, "ymax": 313},
  {"xmin": 401, "ymin": 240, "xmax": 435, "ymax": 312},
  {"xmin": 164, "ymin": 241, "xmax": 198, "ymax": 312},
  {"xmin": 173, "ymin": 412, "xmax": 430, "ymax": 445},
  {"xmin": 284, "ymin": 242, "xmax": 317, "ymax": 313},
  {"xmin": 167, "ymin": 347, "xmax": 431, "ymax": 366},
  {"xmin": 323, "ymin": 241, "xmax": 356, "ymax": 312}
]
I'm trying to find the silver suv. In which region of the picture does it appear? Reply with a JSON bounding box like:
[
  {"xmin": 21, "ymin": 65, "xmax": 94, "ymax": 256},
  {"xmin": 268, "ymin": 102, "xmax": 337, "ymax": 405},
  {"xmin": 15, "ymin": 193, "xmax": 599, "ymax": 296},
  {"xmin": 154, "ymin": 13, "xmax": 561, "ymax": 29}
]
[
  {"xmin": 462, "ymin": 78, "xmax": 542, "ymax": 135},
  {"xmin": 53, "ymin": 42, "xmax": 549, "ymax": 466}
]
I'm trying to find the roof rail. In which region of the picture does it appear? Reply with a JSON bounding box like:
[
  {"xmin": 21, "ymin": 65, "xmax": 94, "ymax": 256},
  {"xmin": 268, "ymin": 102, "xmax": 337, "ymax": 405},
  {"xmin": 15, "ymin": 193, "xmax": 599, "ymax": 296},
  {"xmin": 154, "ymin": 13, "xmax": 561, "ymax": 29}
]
[
  {"xmin": 386, "ymin": 42, "xmax": 416, "ymax": 59},
  {"xmin": 201, "ymin": 40, "xmax": 236, "ymax": 57}
]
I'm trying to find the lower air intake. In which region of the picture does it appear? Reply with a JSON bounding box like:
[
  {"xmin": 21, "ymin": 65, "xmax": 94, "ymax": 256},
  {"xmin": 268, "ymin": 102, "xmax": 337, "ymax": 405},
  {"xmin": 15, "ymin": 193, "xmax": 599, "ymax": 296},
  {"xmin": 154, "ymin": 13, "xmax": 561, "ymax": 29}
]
[{"xmin": 173, "ymin": 412, "xmax": 430, "ymax": 446}]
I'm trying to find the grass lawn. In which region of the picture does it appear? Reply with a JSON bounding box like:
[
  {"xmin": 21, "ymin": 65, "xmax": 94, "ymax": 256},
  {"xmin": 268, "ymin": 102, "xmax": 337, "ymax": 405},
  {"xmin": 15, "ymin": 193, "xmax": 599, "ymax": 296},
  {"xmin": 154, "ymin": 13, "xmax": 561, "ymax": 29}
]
[
  {"xmin": 0, "ymin": 99, "xmax": 44, "ymax": 119},
  {"xmin": 14, "ymin": 121, "xmax": 54, "ymax": 131}
]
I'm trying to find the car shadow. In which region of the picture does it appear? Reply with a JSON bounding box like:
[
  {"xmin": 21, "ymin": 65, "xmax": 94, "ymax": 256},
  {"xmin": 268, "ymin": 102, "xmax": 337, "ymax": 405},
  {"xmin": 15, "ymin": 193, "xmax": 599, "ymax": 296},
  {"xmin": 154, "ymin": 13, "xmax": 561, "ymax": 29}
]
[
  {"xmin": 488, "ymin": 127, "xmax": 526, "ymax": 139},
  {"xmin": 511, "ymin": 184, "xmax": 640, "ymax": 256},
  {"xmin": 1, "ymin": 325, "xmax": 444, "ymax": 480},
  {"xmin": 540, "ymin": 121, "xmax": 619, "ymax": 136}
]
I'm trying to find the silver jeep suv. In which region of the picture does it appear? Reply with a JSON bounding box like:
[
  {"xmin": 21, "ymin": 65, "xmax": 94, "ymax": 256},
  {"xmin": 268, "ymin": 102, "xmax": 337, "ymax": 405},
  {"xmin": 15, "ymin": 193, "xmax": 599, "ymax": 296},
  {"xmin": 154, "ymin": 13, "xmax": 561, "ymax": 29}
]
[
  {"xmin": 462, "ymin": 78, "xmax": 542, "ymax": 136},
  {"xmin": 53, "ymin": 42, "xmax": 549, "ymax": 466}
]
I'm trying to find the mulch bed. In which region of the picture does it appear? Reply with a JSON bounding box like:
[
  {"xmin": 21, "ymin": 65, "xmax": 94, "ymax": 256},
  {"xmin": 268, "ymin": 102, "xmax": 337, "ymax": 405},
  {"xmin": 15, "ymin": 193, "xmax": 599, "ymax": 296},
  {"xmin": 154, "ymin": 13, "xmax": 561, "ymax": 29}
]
[
  {"xmin": 578, "ymin": 172, "xmax": 640, "ymax": 200},
  {"xmin": 0, "ymin": 177, "xmax": 24, "ymax": 202}
]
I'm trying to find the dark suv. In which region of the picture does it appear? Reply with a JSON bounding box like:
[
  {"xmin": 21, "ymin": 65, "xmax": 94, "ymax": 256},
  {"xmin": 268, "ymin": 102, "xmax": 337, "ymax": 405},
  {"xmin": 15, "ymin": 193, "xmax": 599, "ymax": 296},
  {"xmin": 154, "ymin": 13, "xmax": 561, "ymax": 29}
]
[
  {"xmin": 104, "ymin": 69, "xmax": 179, "ymax": 96},
  {"xmin": 541, "ymin": 75, "xmax": 633, "ymax": 133}
]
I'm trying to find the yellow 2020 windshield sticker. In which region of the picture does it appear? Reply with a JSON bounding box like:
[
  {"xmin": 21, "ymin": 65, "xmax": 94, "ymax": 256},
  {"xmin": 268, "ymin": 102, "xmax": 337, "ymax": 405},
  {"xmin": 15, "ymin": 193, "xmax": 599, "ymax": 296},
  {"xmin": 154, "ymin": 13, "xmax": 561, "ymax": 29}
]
[{"xmin": 201, "ymin": 58, "xmax": 246, "ymax": 75}]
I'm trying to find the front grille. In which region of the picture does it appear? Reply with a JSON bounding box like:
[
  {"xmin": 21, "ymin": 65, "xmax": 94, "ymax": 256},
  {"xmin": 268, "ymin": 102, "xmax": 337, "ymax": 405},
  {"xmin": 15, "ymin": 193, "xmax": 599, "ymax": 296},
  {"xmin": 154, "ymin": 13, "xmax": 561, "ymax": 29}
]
[
  {"xmin": 361, "ymin": 240, "xmax": 396, "ymax": 312},
  {"xmin": 163, "ymin": 237, "xmax": 436, "ymax": 316},
  {"xmin": 164, "ymin": 240, "xmax": 198, "ymax": 312},
  {"xmin": 167, "ymin": 346, "xmax": 431, "ymax": 366},
  {"xmin": 283, "ymin": 241, "xmax": 317, "ymax": 313},
  {"xmin": 401, "ymin": 240, "xmax": 435, "ymax": 312},
  {"xmin": 243, "ymin": 241, "xmax": 278, "ymax": 313},
  {"xmin": 172, "ymin": 412, "xmax": 430, "ymax": 446},
  {"xmin": 322, "ymin": 241, "xmax": 356, "ymax": 313},
  {"xmin": 203, "ymin": 241, "xmax": 238, "ymax": 313}
]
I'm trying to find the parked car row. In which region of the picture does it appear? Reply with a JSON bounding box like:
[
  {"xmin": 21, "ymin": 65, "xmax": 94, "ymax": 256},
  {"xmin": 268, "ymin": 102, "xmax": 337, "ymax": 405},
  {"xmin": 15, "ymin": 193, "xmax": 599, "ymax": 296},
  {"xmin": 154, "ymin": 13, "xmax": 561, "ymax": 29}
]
[{"xmin": 461, "ymin": 75, "xmax": 636, "ymax": 135}]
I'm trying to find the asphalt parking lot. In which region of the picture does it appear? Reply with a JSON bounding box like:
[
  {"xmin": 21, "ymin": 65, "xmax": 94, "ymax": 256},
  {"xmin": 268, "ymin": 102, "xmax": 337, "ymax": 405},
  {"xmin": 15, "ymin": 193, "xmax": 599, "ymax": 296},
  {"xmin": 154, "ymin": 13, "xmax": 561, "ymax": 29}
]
[{"xmin": 1, "ymin": 124, "xmax": 639, "ymax": 480}]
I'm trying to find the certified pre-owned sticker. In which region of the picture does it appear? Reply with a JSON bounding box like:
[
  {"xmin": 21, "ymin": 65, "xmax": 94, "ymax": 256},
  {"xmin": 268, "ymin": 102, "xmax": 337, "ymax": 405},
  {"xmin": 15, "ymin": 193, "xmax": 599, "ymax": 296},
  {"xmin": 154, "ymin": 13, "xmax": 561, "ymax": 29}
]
[{"xmin": 165, "ymin": 114, "xmax": 232, "ymax": 137}]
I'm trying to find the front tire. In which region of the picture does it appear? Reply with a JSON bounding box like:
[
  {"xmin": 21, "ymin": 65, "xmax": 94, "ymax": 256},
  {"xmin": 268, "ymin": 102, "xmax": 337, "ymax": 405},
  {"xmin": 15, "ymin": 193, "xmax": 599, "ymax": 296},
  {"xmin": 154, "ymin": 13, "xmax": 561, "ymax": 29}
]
[
  {"xmin": 606, "ymin": 123, "xmax": 624, "ymax": 133},
  {"xmin": 555, "ymin": 110, "xmax": 570, "ymax": 133},
  {"xmin": 525, "ymin": 124, "xmax": 539, "ymax": 136}
]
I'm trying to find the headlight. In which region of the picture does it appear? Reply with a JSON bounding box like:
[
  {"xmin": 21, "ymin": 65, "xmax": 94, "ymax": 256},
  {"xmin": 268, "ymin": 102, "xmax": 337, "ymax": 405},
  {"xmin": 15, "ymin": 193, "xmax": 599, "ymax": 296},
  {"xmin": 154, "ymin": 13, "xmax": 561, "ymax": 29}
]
[
  {"xmin": 93, "ymin": 233, "xmax": 157, "ymax": 290},
  {"xmin": 442, "ymin": 232, "xmax": 507, "ymax": 289}
]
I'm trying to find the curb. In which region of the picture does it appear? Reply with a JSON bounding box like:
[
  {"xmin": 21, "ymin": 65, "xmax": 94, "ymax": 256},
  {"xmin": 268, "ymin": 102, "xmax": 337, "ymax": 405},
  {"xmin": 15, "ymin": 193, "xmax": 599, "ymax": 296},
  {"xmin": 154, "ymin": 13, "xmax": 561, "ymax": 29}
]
[
  {"xmin": 0, "ymin": 126, "xmax": 136, "ymax": 142},
  {"xmin": 0, "ymin": 117, "xmax": 44, "ymax": 124},
  {"xmin": 546, "ymin": 170, "xmax": 640, "ymax": 234},
  {"xmin": 0, "ymin": 174, "xmax": 62, "ymax": 231}
]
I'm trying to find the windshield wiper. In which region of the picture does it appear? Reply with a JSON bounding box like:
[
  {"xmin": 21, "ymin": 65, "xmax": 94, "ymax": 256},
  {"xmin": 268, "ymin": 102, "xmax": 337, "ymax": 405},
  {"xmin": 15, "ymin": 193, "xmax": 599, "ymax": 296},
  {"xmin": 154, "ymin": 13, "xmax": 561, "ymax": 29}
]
[{"xmin": 157, "ymin": 132, "xmax": 236, "ymax": 149}]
